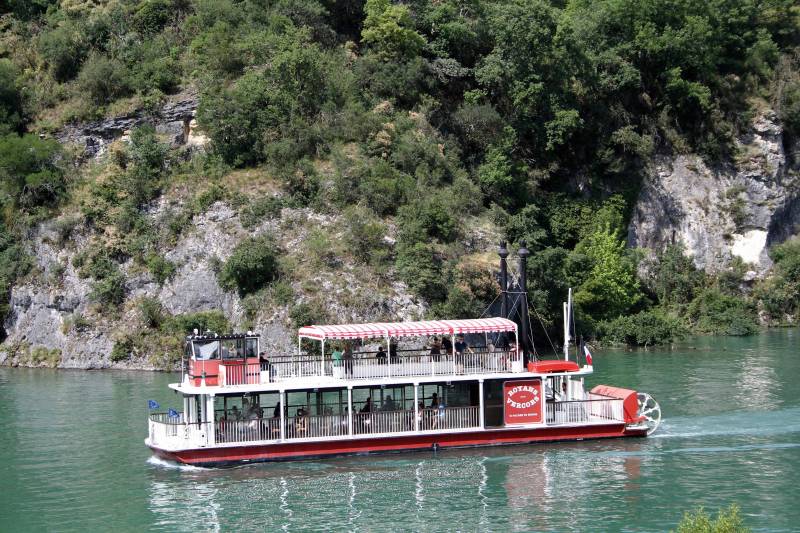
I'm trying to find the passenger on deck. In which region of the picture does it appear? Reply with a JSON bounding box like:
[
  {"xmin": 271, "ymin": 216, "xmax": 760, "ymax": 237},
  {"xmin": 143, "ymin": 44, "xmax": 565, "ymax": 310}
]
[
  {"xmin": 273, "ymin": 402, "xmax": 281, "ymax": 418},
  {"xmin": 442, "ymin": 336, "xmax": 453, "ymax": 355},
  {"xmin": 455, "ymin": 336, "xmax": 471, "ymax": 372},
  {"xmin": 361, "ymin": 397, "xmax": 373, "ymax": 413},
  {"xmin": 332, "ymin": 345, "xmax": 344, "ymax": 368},
  {"xmin": 389, "ymin": 340, "xmax": 398, "ymax": 361},
  {"xmin": 429, "ymin": 337, "xmax": 441, "ymax": 362},
  {"xmin": 259, "ymin": 352, "xmax": 271, "ymax": 382},
  {"xmin": 429, "ymin": 393, "xmax": 439, "ymax": 409},
  {"xmin": 343, "ymin": 344, "xmax": 354, "ymax": 377},
  {"xmin": 381, "ymin": 395, "xmax": 397, "ymax": 411},
  {"xmin": 231, "ymin": 405, "xmax": 241, "ymax": 421},
  {"xmin": 376, "ymin": 346, "xmax": 387, "ymax": 364},
  {"xmin": 295, "ymin": 408, "xmax": 308, "ymax": 436}
]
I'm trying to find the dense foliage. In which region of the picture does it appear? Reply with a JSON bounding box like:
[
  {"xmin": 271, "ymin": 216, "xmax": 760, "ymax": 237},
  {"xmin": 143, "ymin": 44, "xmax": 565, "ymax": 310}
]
[{"xmin": 0, "ymin": 0, "xmax": 798, "ymax": 350}]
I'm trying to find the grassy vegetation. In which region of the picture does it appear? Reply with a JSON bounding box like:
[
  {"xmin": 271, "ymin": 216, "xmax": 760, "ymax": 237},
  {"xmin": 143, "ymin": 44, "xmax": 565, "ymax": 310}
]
[{"xmin": 0, "ymin": 0, "xmax": 798, "ymax": 352}]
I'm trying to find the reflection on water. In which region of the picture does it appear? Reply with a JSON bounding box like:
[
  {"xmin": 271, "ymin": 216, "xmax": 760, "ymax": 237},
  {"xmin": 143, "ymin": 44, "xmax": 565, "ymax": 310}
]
[{"xmin": 2, "ymin": 330, "xmax": 800, "ymax": 532}]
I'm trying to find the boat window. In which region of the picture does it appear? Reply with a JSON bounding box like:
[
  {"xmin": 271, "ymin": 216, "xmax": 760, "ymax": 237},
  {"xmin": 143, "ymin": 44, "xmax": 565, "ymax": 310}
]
[
  {"xmin": 193, "ymin": 340, "xmax": 219, "ymax": 360},
  {"xmin": 245, "ymin": 338, "xmax": 258, "ymax": 358},
  {"xmin": 221, "ymin": 339, "xmax": 245, "ymax": 359}
]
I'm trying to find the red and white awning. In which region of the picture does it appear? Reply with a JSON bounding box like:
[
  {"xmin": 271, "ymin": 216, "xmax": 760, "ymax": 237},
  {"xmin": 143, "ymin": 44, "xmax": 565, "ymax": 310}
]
[{"xmin": 298, "ymin": 318, "xmax": 517, "ymax": 340}]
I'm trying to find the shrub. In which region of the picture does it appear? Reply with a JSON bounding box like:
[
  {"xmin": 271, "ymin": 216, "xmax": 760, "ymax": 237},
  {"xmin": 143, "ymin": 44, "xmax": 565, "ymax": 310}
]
[
  {"xmin": 648, "ymin": 244, "xmax": 705, "ymax": 307},
  {"xmin": 395, "ymin": 242, "xmax": 446, "ymax": 300},
  {"xmin": 240, "ymin": 196, "xmax": 284, "ymax": 229},
  {"xmin": 90, "ymin": 269, "xmax": 127, "ymax": 308},
  {"xmin": 78, "ymin": 53, "xmax": 132, "ymax": 105},
  {"xmin": 110, "ymin": 336, "xmax": 135, "ymax": 362},
  {"xmin": 146, "ymin": 253, "xmax": 176, "ymax": 285},
  {"xmin": 132, "ymin": 0, "xmax": 174, "ymax": 35},
  {"xmin": 598, "ymin": 310, "xmax": 685, "ymax": 347},
  {"xmin": 341, "ymin": 205, "xmax": 389, "ymax": 265},
  {"xmin": 673, "ymin": 504, "xmax": 749, "ymax": 533},
  {"xmin": 138, "ymin": 297, "xmax": 165, "ymax": 329},
  {"xmin": 289, "ymin": 301, "xmax": 329, "ymax": 330},
  {"xmin": 37, "ymin": 23, "xmax": 87, "ymax": 82},
  {"xmin": 219, "ymin": 235, "xmax": 279, "ymax": 296},
  {"xmin": 0, "ymin": 134, "xmax": 64, "ymax": 209},
  {"xmin": 167, "ymin": 310, "xmax": 229, "ymax": 336},
  {"xmin": 686, "ymin": 288, "xmax": 758, "ymax": 336},
  {"xmin": 0, "ymin": 60, "xmax": 23, "ymax": 134}
]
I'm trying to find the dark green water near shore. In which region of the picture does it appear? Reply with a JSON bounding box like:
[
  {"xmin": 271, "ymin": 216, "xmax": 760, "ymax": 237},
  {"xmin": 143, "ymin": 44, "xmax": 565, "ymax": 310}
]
[{"xmin": 1, "ymin": 329, "xmax": 798, "ymax": 532}]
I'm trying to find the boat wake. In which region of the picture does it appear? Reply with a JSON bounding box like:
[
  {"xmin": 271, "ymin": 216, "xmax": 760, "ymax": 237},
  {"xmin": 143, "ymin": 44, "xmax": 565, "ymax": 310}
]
[
  {"xmin": 146, "ymin": 455, "xmax": 208, "ymax": 472},
  {"xmin": 651, "ymin": 406, "xmax": 800, "ymax": 440}
]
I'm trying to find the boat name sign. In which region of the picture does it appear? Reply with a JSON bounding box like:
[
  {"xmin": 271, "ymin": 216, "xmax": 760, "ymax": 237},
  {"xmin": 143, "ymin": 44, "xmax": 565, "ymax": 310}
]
[{"xmin": 504, "ymin": 379, "xmax": 543, "ymax": 424}]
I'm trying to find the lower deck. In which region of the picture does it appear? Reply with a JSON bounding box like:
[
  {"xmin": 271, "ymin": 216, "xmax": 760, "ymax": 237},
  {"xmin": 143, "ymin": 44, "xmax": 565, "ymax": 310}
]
[{"xmin": 148, "ymin": 376, "xmax": 632, "ymax": 461}]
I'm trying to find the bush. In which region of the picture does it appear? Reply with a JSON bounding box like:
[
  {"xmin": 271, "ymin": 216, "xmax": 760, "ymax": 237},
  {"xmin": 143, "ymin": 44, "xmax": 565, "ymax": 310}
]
[
  {"xmin": 687, "ymin": 288, "xmax": 758, "ymax": 336},
  {"xmin": 146, "ymin": 253, "xmax": 176, "ymax": 285},
  {"xmin": 219, "ymin": 235, "xmax": 279, "ymax": 296},
  {"xmin": 78, "ymin": 53, "xmax": 132, "ymax": 105},
  {"xmin": 90, "ymin": 269, "xmax": 127, "ymax": 308},
  {"xmin": 395, "ymin": 242, "xmax": 446, "ymax": 300},
  {"xmin": 341, "ymin": 205, "xmax": 389, "ymax": 266},
  {"xmin": 167, "ymin": 310, "xmax": 229, "ymax": 336},
  {"xmin": 37, "ymin": 23, "xmax": 87, "ymax": 82},
  {"xmin": 138, "ymin": 297, "xmax": 165, "ymax": 329},
  {"xmin": 673, "ymin": 504, "xmax": 749, "ymax": 533},
  {"xmin": 0, "ymin": 134, "xmax": 64, "ymax": 209},
  {"xmin": 754, "ymin": 237, "xmax": 800, "ymax": 322},
  {"xmin": 110, "ymin": 336, "xmax": 135, "ymax": 362},
  {"xmin": 289, "ymin": 301, "xmax": 329, "ymax": 330},
  {"xmin": 598, "ymin": 310, "xmax": 685, "ymax": 347}
]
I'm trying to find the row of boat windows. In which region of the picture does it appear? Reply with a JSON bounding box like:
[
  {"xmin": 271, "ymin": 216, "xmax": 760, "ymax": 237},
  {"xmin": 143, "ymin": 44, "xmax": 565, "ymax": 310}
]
[
  {"xmin": 206, "ymin": 382, "xmax": 477, "ymax": 420},
  {"xmin": 189, "ymin": 338, "xmax": 259, "ymax": 360}
]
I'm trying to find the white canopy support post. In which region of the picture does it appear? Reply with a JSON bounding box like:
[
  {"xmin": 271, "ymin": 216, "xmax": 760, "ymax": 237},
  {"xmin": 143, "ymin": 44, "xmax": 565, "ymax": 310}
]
[
  {"xmin": 279, "ymin": 390, "xmax": 286, "ymax": 440},
  {"xmin": 206, "ymin": 394, "xmax": 216, "ymax": 446},
  {"xmin": 321, "ymin": 338, "xmax": 326, "ymax": 376},
  {"xmin": 514, "ymin": 324, "xmax": 520, "ymax": 367},
  {"xmin": 478, "ymin": 380, "xmax": 485, "ymax": 429},
  {"xmin": 347, "ymin": 387, "xmax": 353, "ymax": 436},
  {"xmin": 413, "ymin": 384, "xmax": 419, "ymax": 432},
  {"xmin": 386, "ymin": 333, "xmax": 392, "ymax": 378}
]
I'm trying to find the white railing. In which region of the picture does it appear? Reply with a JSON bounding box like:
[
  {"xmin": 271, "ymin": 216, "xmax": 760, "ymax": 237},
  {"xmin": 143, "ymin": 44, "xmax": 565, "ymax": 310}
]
[
  {"xmin": 148, "ymin": 413, "xmax": 210, "ymax": 450},
  {"xmin": 334, "ymin": 351, "xmax": 521, "ymax": 380},
  {"xmin": 198, "ymin": 351, "xmax": 522, "ymax": 388},
  {"xmin": 216, "ymin": 417, "xmax": 281, "ymax": 443},
  {"xmin": 286, "ymin": 414, "xmax": 348, "ymax": 439},
  {"xmin": 545, "ymin": 399, "xmax": 624, "ymax": 425},
  {"xmin": 353, "ymin": 406, "xmax": 480, "ymax": 435}
]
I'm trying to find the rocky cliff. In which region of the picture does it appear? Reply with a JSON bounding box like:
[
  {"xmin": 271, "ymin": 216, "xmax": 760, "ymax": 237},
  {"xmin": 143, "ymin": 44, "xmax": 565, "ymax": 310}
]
[{"xmin": 628, "ymin": 110, "xmax": 800, "ymax": 275}]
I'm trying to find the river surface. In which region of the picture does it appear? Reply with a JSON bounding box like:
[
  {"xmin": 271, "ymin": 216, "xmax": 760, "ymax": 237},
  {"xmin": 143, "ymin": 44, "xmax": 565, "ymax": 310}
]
[{"xmin": 0, "ymin": 330, "xmax": 798, "ymax": 532}]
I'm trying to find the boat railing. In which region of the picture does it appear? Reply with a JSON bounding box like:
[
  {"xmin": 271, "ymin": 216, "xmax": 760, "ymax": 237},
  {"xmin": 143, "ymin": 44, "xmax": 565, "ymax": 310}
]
[
  {"xmin": 353, "ymin": 405, "xmax": 480, "ymax": 435},
  {"xmin": 287, "ymin": 413, "xmax": 348, "ymax": 439},
  {"xmin": 148, "ymin": 413, "xmax": 209, "ymax": 449},
  {"xmin": 216, "ymin": 416, "xmax": 282, "ymax": 443},
  {"xmin": 545, "ymin": 398, "xmax": 625, "ymax": 425},
  {"xmin": 210, "ymin": 350, "xmax": 522, "ymax": 387}
]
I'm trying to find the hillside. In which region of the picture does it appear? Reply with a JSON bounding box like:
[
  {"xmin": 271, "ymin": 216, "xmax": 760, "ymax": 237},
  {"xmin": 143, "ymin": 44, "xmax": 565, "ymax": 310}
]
[{"xmin": 0, "ymin": 0, "xmax": 799, "ymax": 369}]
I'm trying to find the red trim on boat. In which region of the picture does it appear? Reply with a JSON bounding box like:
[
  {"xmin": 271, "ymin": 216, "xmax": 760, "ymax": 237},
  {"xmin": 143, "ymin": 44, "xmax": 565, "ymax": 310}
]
[
  {"xmin": 528, "ymin": 361, "xmax": 580, "ymax": 373},
  {"xmin": 150, "ymin": 425, "xmax": 647, "ymax": 466}
]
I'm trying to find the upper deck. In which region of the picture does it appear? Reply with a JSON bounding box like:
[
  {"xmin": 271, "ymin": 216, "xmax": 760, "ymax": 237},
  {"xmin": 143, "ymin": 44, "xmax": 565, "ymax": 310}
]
[{"xmin": 176, "ymin": 318, "xmax": 590, "ymax": 393}]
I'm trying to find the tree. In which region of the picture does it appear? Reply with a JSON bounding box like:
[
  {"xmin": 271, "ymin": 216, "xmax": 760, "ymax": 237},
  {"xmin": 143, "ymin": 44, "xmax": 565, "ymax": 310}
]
[
  {"xmin": 573, "ymin": 225, "xmax": 642, "ymax": 320},
  {"xmin": 362, "ymin": 0, "xmax": 427, "ymax": 60},
  {"xmin": 219, "ymin": 236, "xmax": 280, "ymax": 296},
  {"xmin": 0, "ymin": 134, "xmax": 64, "ymax": 209}
]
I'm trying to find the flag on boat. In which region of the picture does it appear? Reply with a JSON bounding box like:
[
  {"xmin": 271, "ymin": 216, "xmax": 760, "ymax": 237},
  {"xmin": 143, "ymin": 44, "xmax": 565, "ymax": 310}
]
[
  {"xmin": 168, "ymin": 408, "xmax": 180, "ymax": 418},
  {"xmin": 148, "ymin": 400, "xmax": 159, "ymax": 410},
  {"xmin": 582, "ymin": 342, "xmax": 593, "ymax": 366}
]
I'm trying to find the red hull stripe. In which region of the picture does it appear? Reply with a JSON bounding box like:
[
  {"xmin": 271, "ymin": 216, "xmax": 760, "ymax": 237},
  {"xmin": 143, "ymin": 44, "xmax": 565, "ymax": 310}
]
[{"xmin": 150, "ymin": 425, "xmax": 647, "ymax": 466}]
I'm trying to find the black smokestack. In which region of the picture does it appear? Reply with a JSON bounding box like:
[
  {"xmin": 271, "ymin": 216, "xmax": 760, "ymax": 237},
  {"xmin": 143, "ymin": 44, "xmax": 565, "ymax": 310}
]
[
  {"xmin": 498, "ymin": 242, "xmax": 509, "ymax": 319},
  {"xmin": 518, "ymin": 242, "xmax": 530, "ymax": 362}
]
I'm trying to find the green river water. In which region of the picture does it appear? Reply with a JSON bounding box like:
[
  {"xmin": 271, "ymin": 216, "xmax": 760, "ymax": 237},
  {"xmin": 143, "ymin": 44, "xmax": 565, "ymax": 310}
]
[{"xmin": 1, "ymin": 329, "xmax": 798, "ymax": 532}]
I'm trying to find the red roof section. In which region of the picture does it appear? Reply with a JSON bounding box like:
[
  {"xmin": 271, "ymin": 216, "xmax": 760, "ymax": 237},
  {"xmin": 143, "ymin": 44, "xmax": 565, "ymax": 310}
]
[{"xmin": 298, "ymin": 318, "xmax": 518, "ymax": 340}]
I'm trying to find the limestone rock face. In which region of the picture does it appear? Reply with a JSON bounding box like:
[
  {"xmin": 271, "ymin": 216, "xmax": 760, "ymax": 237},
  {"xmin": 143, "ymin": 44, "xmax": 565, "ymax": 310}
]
[
  {"xmin": 628, "ymin": 110, "xmax": 800, "ymax": 274},
  {"xmin": 56, "ymin": 91, "xmax": 205, "ymax": 159},
  {"xmin": 0, "ymin": 203, "xmax": 427, "ymax": 369}
]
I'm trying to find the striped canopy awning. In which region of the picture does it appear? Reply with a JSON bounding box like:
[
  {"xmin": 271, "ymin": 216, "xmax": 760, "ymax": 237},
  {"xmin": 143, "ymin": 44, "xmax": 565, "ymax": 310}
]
[{"xmin": 298, "ymin": 318, "xmax": 517, "ymax": 340}]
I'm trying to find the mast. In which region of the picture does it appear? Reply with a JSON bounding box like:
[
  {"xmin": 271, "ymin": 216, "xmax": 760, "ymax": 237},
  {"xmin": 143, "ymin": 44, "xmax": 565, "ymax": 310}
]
[
  {"xmin": 498, "ymin": 242, "xmax": 509, "ymax": 319},
  {"xmin": 563, "ymin": 288, "xmax": 572, "ymax": 361}
]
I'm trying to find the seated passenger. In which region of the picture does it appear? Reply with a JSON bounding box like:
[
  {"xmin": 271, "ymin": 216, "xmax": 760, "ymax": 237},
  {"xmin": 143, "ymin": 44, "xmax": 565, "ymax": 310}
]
[
  {"xmin": 360, "ymin": 397, "xmax": 373, "ymax": 413},
  {"xmin": 376, "ymin": 346, "xmax": 387, "ymax": 364},
  {"xmin": 382, "ymin": 395, "xmax": 397, "ymax": 411}
]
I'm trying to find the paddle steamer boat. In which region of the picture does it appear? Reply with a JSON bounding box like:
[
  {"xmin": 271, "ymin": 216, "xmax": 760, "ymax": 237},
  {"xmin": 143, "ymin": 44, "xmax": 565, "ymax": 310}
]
[{"xmin": 146, "ymin": 245, "xmax": 661, "ymax": 466}]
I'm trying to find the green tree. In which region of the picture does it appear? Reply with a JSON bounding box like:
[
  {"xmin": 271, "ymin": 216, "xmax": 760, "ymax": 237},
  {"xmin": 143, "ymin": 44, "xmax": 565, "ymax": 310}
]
[
  {"xmin": 573, "ymin": 225, "xmax": 642, "ymax": 321},
  {"xmin": 0, "ymin": 134, "xmax": 64, "ymax": 209},
  {"xmin": 219, "ymin": 236, "xmax": 280, "ymax": 296},
  {"xmin": 362, "ymin": 0, "xmax": 427, "ymax": 60}
]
